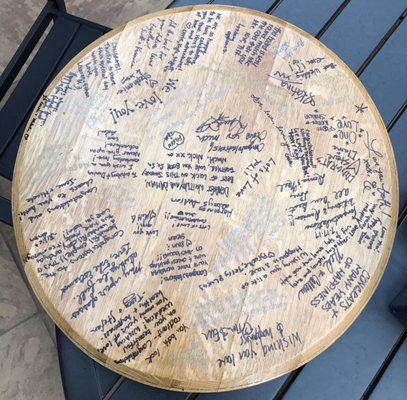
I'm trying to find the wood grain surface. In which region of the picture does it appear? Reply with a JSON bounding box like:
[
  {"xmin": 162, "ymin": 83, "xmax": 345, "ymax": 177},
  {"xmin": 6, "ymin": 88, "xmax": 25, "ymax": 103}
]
[{"xmin": 11, "ymin": 5, "xmax": 398, "ymax": 392}]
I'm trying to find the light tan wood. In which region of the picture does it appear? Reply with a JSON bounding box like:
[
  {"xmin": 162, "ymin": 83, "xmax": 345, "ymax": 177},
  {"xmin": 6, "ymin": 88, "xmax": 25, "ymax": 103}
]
[{"xmin": 12, "ymin": 5, "xmax": 398, "ymax": 392}]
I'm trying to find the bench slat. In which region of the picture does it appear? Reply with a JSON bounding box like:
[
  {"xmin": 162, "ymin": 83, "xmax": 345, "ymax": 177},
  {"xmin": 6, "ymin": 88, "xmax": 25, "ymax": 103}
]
[
  {"xmin": 169, "ymin": 0, "xmax": 213, "ymax": 8},
  {"xmin": 212, "ymin": 0, "xmax": 275, "ymax": 12},
  {"xmin": 56, "ymin": 328, "xmax": 110, "ymax": 400},
  {"xmin": 273, "ymin": 0, "xmax": 342, "ymax": 36},
  {"xmin": 199, "ymin": 375, "xmax": 288, "ymax": 400},
  {"xmin": 389, "ymin": 113, "xmax": 407, "ymax": 214},
  {"xmin": 109, "ymin": 378, "xmax": 191, "ymax": 400},
  {"xmin": 359, "ymin": 19, "xmax": 407, "ymax": 125},
  {"xmin": 321, "ymin": 0, "xmax": 406, "ymax": 72},
  {"xmin": 370, "ymin": 335, "xmax": 407, "ymax": 399},
  {"xmin": 93, "ymin": 362, "xmax": 121, "ymax": 399}
]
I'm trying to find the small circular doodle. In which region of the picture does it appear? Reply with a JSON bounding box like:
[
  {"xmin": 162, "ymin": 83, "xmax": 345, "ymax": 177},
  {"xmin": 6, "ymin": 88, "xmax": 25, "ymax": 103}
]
[{"xmin": 163, "ymin": 131, "xmax": 185, "ymax": 150}]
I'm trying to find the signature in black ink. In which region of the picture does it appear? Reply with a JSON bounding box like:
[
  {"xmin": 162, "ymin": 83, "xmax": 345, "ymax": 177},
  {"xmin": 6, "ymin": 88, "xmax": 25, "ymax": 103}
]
[
  {"xmin": 195, "ymin": 112, "xmax": 247, "ymax": 136},
  {"xmin": 363, "ymin": 130, "xmax": 383, "ymax": 158},
  {"xmin": 202, "ymin": 316, "xmax": 276, "ymax": 346}
]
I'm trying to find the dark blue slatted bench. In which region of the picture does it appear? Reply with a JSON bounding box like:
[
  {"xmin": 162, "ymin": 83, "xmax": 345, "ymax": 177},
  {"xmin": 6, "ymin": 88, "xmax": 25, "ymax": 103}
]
[{"xmin": 1, "ymin": 0, "xmax": 405, "ymax": 399}]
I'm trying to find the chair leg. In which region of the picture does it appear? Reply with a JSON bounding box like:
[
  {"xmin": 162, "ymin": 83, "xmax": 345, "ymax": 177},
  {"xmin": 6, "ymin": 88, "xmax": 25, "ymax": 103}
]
[{"xmin": 52, "ymin": 0, "xmax": 67, "ymax": 13}]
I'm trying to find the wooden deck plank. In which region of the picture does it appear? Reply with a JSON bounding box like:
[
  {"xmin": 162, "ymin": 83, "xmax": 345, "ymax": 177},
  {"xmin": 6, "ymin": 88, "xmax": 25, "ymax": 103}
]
[{"xmin": 320, "ymin": 0, "xmax": 406, "ymax": 72}]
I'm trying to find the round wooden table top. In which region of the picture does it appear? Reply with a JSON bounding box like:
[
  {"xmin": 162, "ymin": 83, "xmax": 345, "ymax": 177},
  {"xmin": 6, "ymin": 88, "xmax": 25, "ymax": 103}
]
[{"xmin": 12, "ymin": 5, "xmax": 398, "ymax": 392}]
